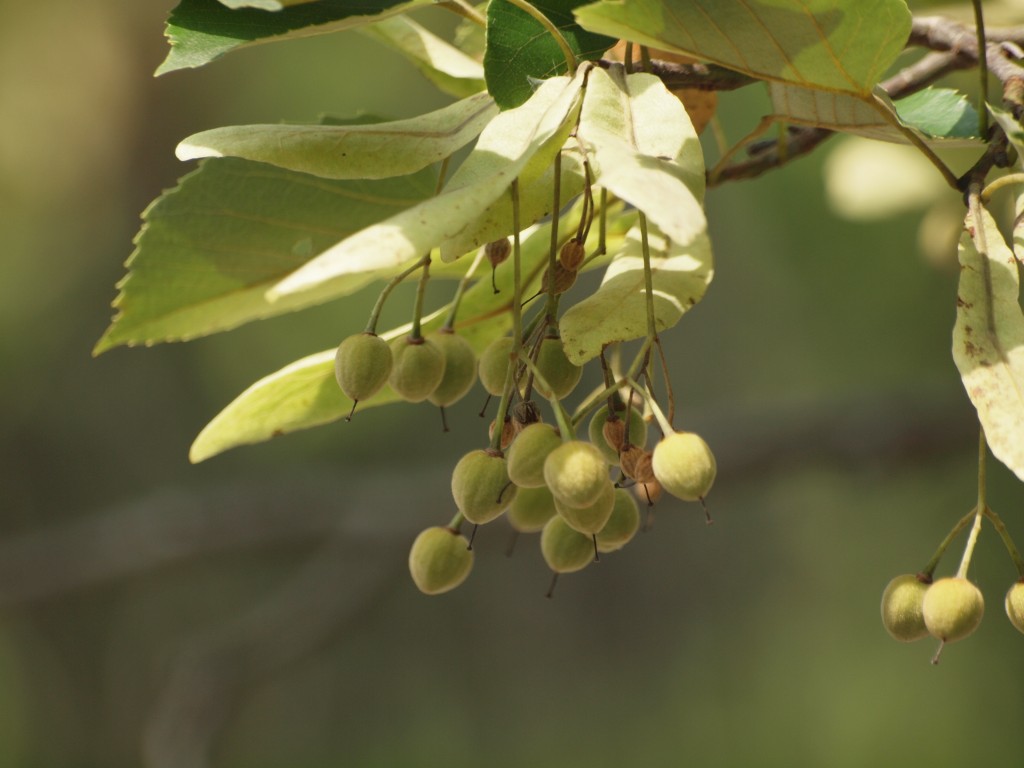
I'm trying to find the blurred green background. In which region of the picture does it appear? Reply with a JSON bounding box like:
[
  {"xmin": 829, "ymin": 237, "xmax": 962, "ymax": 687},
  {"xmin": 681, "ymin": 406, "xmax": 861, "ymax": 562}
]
[{"xmin": 3, "ymin": 2, "xmax": 1023, "ymax": 766}]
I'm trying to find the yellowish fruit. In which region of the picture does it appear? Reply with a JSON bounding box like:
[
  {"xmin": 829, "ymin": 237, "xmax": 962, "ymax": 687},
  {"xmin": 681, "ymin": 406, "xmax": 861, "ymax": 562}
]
[
  {"xmin": 507, "ymin": 423, "xmax": 562, "ymax": 488},
  {"xmin": 478, "ymin": 336, "xmax": 513, "ymax": 396},
  {"xmin": 555, "ymin": 477, "xmax": 615, "ymax": 535},
  {"xmin": 427, "ymin": 330, "xmax": 477, "ymax": 407},
  {"xmin": 532, "ymin": 335, "xmax": 582, "ymax": 400},
  {"xmin": 880, "ymin": 574, "xmax": 930, "ymax": 642},
  {"xmin": 597, "ymin": 489, "xmax": 641, "ymax": 553},
  {"xmin": 540, "ymin": 516, "xmax": 594, "ymax": 574},
  {"xmin": 543, "ymin": 440, "xmax": 609, "ymax": 510},
  {"xmin": 451, "ymin": 449, "xmax": 517, "ymax": 524},
  {"xmin": 508, "ymin": 485, "xmax": 558, "ymax": 533},
  {"xmin": 389, "ymin": 337, "xmax": 445, "ymax": 403},
  {"xmin": 334, "ymin": 332, "xmax": 392, "ymax": 404},
  {"xmin": 651, "ymin": 431, "xmax": 716, "ymax": 501},
  {"xmin": 408, "ymin": 526, "xmax": 473, "ymax": 595},
  {"xmin": 922, "ymin": 577, "xmax": 985, "ymax": 643},
  {"xmin": 1005, "ymin": 582, "xmax": 1024, "ymax": 634}
]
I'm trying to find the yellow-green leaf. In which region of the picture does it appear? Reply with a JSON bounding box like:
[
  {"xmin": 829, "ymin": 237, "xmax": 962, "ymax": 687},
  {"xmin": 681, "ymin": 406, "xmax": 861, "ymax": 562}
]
[
  {"xmin": 559, "ymin": 220, "xmax": 712, "ymax": 365},
  {"xmin": 953, "ymin": 203, "xmax": 1024, "ymax": 482},
  {"xmin": 177, "ymin": 92, "xmax": 497, "ymax": 180},
  {"xmin": 574, "ymin": 0, "xmax": 911, "ymax": 96},
  {"xmin": 268, "ymin": 71, "xmax": 585, "ymax": 301},
  {"xmin": 576, "ymin": 67, "xmax": 705, "ymax": 247}
]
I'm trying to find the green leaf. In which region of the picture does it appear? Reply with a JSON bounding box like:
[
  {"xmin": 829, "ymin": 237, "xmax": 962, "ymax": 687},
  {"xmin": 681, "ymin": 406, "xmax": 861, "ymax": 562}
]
[
  {"xmin": 989, "ymin": 104, "xmax": 1024, "ymax": 164},
  {"xmin": 894, "ymin": 88, "xmax": 980, "ymax": 140},
  {"xmin": 952, "ymin": 203, "xmax": 1024, "ymax": 483},
  {"xmin": 157, "ymin": 0, "xmax": 433, "ymax": 75},
  {"xmin": 218, "ymin": 0, "xmax": 322, "ymax": 9},
  {"xmin": 189, "ymin": 203, "xmax": 619, "ymax": 462},
  {"xmin": 575, "ymin": 0, "xmax": 911, "ymax": 96},
  {"xmin": 358, "ymin": 16, "xmax": 485, "ymax": 99},
  {"xmin": 177, "ymin": 92, "xmax": 497, "ymax": 179},
  {"xmin": 268, "ymin": 71, "xmax": 586, "ymax": 301},
  {"xmin": 765, "ymin": 85, "xmax": 982, "ymax": 146},
  {"xmin": 559, "ymin": 221, "xmax": 712, "ymax": 365},
  {"xmin": 94, "ymin": 158, "xmax": 436, "ymax": 353},
  {"xmin": 576, "ymin": 67, "xmax": 705, "ymax": 247},
  {"xmin": 484, "ymin": 0, "xmax": 615, "ymax": 109}
]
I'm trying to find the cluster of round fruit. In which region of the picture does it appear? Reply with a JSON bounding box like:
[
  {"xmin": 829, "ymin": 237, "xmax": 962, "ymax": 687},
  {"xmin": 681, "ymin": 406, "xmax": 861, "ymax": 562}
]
[
  {"xmin": 334, "ymin": 327, "xmax": 478, "ymax": 418},
  {"xmin": 881, "ymin": 573, "xmax": 1024, "ymax": 658},
  {"xmin": 334, "ymin": 319, "xmax": 717, "ymax": 597}
]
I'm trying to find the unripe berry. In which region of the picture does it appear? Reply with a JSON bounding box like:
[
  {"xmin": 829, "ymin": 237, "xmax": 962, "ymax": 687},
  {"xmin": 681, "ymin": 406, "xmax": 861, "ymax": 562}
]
[
  {"xmin": 880, "ymin": 574, "xmax": 930, "ymax": 642},
  {"xmin": 451, "ymin": 449, "xmax": 517, "ymax": 524},
  {"xmin": 478, "ymin": 336, "xmax": 513, "ymax": 396},
  {"xmin": 651, "ymin": 431, "xmax": 716, "ymax": 501},
  {"xmin": 555, "ymin": 476, "xmax": 615, "ymax": 534},
  {"xmin": 408, "ymin": 526, "xmax": 473, "ymax": 595},
  {"xmin": 540, "ymin": 515, "xmax": 594, "ymax": 573},
  {"xmin": 588, "ymin": 405, "xmax": 648, "ymax": 465},
  {"xmin": 507, "ymin": 422, "xmax": 562, "ymax": 488},
  {"xmin": 389, "ymin": 337, "xmax": 445, "ymax": 403},
  {"xmin": 532, "ymin": 335, "xmax": 582, "ymax": 400},
  {"xmin": 544, "ymin": 440, "xmax": 609, "ymax": 509},
  {"xmin": 597, "ymin": 489, "xmax": 641, "ymax": 553},
  {"xmin": 1005, "ymin": 582, "xmax": 1024, "ymax": 634},
  {"xmin": 334, "ymin": 332, "xmax": 392, "ymax": 404},
  {"xmin": 922, "ymin": 576, "xmax": 985, "ymax": 643},
  {"xmin": 508, "ymin": 485, "xmax": 558, "ymax": 533},
  {"xmin": 427, "ymin": 330, "xmax": 477, "ymax": 407}
]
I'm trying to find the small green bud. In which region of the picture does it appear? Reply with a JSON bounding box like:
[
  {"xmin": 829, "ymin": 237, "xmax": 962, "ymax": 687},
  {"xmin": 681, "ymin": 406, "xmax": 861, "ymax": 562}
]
[{"xmin": 408, "ymin": 526, "xmax": 473, "ymax": 595}]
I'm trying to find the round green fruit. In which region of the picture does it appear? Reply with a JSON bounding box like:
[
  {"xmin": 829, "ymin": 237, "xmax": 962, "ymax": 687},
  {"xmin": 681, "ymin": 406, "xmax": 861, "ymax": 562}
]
[
  {"xmin": 532, "ymin": 335, "xmax": 582, "ymax": 400},
  {"xmin": 478, "ymin": 336, "xmax": 513, "ymax": 396},
  {"xmin": 408, "ymin": 526, "xmax": 473, "ymax": 595},
  {"xmin": 507, "ymin": 423, "xmax": 562, "ymax": 488},
  {"xmin": 597, "ymin": 489, "xmax": 641, "ymax": 553},
  {"xmin": 588, "ymin": 405, "xmax": 648, "ymax": 465},
  {"xmin": 554, "ymin": 477, "xmax": 615, "ymax": 535},
  {"xmin": 1005, "ymin": 582, "xmax": 1024, "ymax": 634},
  {"xmin": 334, "ymin": 332, "xmax": 392, "ymax": 404},
  {"xmin": 922, "ymin": 576, "xmax": 985, "ymax": 643},
  {"xmin": 543, "ymin": 440, "xmax": 609, "ymax": 510},
  {"xmin": 508, "ymin": 485, "xmax": 558, "ymax": 533},
  {"xmin": 389, "ymin": 337, "xmax": 445, "ymax": 403},
  {"xmin": 427, "ymin": 330, "xmax": 477, "ymax": 407},
  {"xmin": 451, "ymin": 449, "xmax": 517, "ymax": 525},
  {"xmin": 651, "ymin": 431, "xmax": 716, "ymax": 501},
  {"xmin": 880, "ymin": 574, "xmax": 930, "ymax": 642},
  {"xmin": 540, "ymin": 516, "xmax": 594, "ymax": 574}
]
